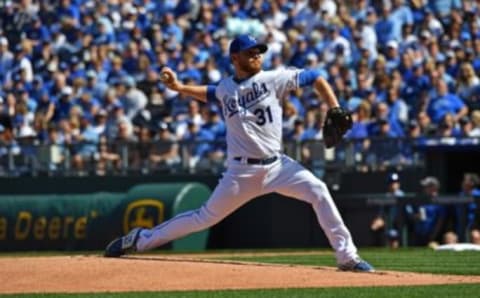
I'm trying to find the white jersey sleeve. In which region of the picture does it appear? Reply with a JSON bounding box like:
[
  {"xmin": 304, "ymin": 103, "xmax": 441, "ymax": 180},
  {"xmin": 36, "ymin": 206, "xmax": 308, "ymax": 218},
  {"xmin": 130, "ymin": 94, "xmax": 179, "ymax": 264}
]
[{"xmin": 272, "ymin": 67, "xmax": 303, "ymax": 100}]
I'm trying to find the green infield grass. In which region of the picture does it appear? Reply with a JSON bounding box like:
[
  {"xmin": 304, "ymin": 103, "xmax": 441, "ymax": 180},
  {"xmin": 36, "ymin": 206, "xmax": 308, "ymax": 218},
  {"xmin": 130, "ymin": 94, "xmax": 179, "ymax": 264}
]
[
  {"xmin": 2, "ymin": 284, "xmax": 480, "ymax": 298},
  {"xmin": 1, "ymin": 248, "xmax": 479, "ymax": 297},
  {"xmin": 220, "ymin": 247, "xmax": 480, "ymax": 275}
]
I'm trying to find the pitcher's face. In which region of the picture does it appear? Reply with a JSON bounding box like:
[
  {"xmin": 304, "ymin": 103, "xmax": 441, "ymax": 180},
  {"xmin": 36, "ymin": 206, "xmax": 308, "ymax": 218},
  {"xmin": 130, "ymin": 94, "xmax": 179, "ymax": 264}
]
[{"xmin": 232, "ymin": 48, "xmax": 263, "ymax": 74}]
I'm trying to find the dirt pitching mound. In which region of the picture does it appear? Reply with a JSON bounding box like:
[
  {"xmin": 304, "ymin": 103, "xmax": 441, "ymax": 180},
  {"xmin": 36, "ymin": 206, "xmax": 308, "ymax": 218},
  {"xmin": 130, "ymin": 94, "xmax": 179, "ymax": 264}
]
[{"xmin": 1, "ymin": 254, "xmax": 480, "ymax": 294}]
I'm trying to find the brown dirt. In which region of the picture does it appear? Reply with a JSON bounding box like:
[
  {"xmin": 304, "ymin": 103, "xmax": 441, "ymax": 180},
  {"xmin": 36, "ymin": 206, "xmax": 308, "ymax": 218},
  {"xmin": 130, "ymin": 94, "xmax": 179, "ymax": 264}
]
[{"xmin": 1, "ymin": 253, "xmax": 480, "ymax": 294}]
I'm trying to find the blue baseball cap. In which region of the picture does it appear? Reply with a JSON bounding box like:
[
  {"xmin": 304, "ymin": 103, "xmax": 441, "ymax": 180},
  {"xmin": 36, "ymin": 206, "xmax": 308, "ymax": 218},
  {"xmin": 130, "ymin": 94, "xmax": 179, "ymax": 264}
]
[{"xmin": 229, "ymin": 34, "xmax": 268, "ymax": 55}]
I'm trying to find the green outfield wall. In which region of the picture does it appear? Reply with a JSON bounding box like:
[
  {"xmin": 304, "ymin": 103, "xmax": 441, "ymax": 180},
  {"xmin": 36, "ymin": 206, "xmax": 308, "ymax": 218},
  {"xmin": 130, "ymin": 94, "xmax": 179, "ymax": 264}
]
[{"xmin": 0, "ymin": 183, "xmax": 211, "ymax": 251}]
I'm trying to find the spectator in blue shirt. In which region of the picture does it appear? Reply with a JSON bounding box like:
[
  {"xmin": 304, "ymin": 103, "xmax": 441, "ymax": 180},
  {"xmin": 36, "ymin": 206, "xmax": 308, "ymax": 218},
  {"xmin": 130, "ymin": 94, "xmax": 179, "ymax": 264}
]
[
  {"xmin": 183, "ymin": 120, "xmax": 214, "ymax": 171},
  {"xmin": 71, "ymin": 114, "xmax": 100, "ymax": 173},
  {"xmin": 427, "ymin": 0, "xmax": 462, "ymax": 24},
  {"xmin": 449, "ymin": 173, "xmax": 480, "ymax": 243},
  {"xmin": 413, "ymin": 176, "xmax": 447, "ymax": 246},
  {"xmin": 427, "ymin": 79, "xmax": 468, "ymax": 123},
  {"xmin": 389, "ymin": 0, "xmax": 414, "ymax": 42},
  {"xmin": 375, "ymin": 5, "xmax": 395, "ymax": 46},
  {"xmin": 53, "ymin": 86, "xmax": 74, "ymax": 122}
]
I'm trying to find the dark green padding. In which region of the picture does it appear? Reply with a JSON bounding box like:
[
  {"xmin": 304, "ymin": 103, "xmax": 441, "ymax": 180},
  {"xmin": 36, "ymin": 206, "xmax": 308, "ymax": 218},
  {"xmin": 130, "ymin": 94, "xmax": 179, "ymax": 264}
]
[{"xmin": 125, "ymin": 183, "xmax": 211, "ymax": 251}]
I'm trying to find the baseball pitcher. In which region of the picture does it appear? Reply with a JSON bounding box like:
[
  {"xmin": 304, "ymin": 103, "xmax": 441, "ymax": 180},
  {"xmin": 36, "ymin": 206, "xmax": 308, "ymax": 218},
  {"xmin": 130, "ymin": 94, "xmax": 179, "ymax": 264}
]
[{"xmin": 105, "ymin": 35, "xmax": 374, "ymax": 272}]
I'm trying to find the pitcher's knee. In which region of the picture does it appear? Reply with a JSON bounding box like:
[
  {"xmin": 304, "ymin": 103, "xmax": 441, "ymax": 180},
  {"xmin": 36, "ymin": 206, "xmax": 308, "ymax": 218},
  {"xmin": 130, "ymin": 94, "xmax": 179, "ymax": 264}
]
[{"xmin": 304, "ymin": 180, "xmax": 331, "ymax": 203}]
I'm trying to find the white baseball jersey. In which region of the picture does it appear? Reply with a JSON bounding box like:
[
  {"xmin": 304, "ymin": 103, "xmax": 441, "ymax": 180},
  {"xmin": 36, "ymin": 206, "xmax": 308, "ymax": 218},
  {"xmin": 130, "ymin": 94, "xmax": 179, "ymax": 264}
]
[{"xmin": 215, "ymin": 68, "xmax": 301, "ymax": 159}]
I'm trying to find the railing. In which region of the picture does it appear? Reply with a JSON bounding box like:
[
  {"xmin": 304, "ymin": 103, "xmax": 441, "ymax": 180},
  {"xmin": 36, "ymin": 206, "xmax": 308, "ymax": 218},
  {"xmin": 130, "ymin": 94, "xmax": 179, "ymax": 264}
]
[{"xmin": 0, "ymin": 137, "xmax": 478, "ymax": 177}]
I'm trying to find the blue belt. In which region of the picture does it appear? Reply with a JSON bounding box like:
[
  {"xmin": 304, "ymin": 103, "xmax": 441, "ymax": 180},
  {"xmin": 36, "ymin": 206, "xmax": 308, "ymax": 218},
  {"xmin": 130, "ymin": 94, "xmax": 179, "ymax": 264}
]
[{"xmin": 233, "ymin": 156, "xmax": 278, "ymax": 165}]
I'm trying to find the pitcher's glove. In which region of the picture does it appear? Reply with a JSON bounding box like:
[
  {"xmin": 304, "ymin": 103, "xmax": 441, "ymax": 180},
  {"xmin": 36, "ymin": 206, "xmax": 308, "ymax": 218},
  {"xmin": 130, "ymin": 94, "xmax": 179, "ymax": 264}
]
[{"xmin": 323, "ymin": 107, "xmax": 353, "ymax": 148}]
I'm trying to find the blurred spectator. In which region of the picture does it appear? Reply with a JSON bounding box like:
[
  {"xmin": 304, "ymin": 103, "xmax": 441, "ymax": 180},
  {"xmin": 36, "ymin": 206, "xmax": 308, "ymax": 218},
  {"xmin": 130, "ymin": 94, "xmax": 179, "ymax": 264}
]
[
  {"xmin": 427, "ymin": 79, "xmax": 468, "ymax": 123},
  {"xmin": 71, "ymin": 114, "xmax": 100, "ymax": 174},
  {"xmin": 149, "ymin": 122, "xmax": 181, "ymax": 172},
  {"xmin": 182, "ymin": 120, "xmax": 214, "ymax": 172},
  {"xmin": 0, "ymin": 37, "xmax": 13, "ymax": 84},
  {"xmin": 370, "ymin": 172, "xmax": 406, "ymax": 248},
  {"xmin": 202, "ymin": 105, "xmax": 226, "ymax": 169},
  {"xmin": 131, "ymin": 126, "xmax": 154, "ymax": 173},
  {"xmin": 444, "ymin": 173, "xmax": 480, "ymax": 243},
  {"xmin": 282, "ymin": 101, "xmax": 300, "ymax": 136},
  {"xmin": 470, "ymin": 110, "xmax": 480, "ymax": 137},
  {"xmin": 456, "ymin": 62, "xmax": 480, "ymax": 109},
  {"xmin": 413, "ymin": 176, "xmax": 446, "ymax": 247},
  {"xmin": 117, "ymin": 76, "xmax": 148, "ymax": 120}
]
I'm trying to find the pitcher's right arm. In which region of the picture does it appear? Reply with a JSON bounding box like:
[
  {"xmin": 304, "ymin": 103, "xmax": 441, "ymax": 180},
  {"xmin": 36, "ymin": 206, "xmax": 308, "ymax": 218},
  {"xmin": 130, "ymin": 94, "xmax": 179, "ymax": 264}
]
[{"xmin": 160, "ymin": 67, "xmax": 216, "ymax": 103}]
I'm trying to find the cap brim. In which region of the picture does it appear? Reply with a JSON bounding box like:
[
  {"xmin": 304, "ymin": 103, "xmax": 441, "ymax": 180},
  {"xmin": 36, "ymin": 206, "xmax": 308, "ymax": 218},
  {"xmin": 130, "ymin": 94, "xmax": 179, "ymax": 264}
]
[
  {"xmin": 254, "ymin": 44, "xmax": 268, "ymax": 53},
  {"xmin": 232, "ymin": 43, "xmax": 268, "ymax": 54}
]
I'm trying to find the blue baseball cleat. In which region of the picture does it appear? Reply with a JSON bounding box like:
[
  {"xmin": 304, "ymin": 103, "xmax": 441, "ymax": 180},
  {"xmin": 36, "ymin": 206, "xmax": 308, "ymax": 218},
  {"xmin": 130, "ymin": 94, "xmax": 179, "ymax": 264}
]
[
  {"xmin": 338, "ymin": 259, "xmax": 375, "ymax": 273},
  {"xmin": 104, "ymin": 228, "xmax": 143, "ymax": 258}
]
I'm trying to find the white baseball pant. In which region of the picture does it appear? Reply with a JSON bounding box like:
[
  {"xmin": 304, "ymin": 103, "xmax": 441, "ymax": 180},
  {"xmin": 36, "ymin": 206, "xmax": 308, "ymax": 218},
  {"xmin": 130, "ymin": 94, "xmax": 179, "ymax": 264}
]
[{"xmin": 136, "ymin": 154, "xmax": 359, "ymax": 265}]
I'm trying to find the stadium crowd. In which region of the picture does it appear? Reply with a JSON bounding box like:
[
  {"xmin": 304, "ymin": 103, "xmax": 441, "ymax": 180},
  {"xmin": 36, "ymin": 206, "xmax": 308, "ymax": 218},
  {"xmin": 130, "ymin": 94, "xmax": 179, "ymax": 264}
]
[{"xmin": 0, "ymin": 0, "xmax": 480, "ymax": 174}]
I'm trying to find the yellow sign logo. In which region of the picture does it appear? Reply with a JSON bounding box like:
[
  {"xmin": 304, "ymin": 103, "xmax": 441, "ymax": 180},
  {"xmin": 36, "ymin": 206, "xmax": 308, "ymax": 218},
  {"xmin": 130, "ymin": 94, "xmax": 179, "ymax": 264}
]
[{"xmin": 123, "ymin": 199, "xmax": 164, "ymax": 233}]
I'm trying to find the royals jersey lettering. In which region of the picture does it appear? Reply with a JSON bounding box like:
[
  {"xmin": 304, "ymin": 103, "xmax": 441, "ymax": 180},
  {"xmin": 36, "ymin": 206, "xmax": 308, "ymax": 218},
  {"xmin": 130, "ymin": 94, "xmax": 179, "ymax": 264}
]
[{"xmin": 214, "ymin": 68, "xmax": 301, "ymax": 159}]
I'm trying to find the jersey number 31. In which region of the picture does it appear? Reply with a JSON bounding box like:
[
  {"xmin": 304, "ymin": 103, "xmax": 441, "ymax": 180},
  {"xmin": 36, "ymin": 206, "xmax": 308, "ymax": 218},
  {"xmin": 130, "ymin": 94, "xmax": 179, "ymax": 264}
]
[{"xmin": 254, "ymin": 106, "xmax": 273, "ymax": 126}]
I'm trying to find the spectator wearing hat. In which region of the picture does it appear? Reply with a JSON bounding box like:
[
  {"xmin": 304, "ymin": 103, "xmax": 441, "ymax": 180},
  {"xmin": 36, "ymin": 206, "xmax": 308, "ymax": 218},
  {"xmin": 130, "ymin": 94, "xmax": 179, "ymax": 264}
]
[
  {"xmin": 25, "ymin": 16, "xmax": 51, "ymax": 48},
  {"xmin": 384, "ymin": 40, "xmax": 400, "ymax": 73},
  {"xmin": 413, "ymin": 176, "xmax": 447, "ymax": 246},
  {"xmin": 370, "ymin": 172, "xmax": 407, "ymax": 247},
  {"xmin": 436, "ymin": 113, "xmax": 460, "ymax": 138},
  {"xmin": 369, "ymin": 102, "xmax": 404, "ymax": 137},
  {"xmin": 117, "ymin": 76, "xmax": 148, "ymax": 120},
  {"xmin": 457, "ymin": 115, "xmax": 474, "ymax": 137},
  {"xmin": 149, "ymin": 121, "xmax": 181, "ymax": 172},
  {"xmin": 52, "ymin": 86, "xmax": 74, "ymax": 122},
  {"xmin": 8, "ymin": 44, "xmax": 33, "ymax": 83}
]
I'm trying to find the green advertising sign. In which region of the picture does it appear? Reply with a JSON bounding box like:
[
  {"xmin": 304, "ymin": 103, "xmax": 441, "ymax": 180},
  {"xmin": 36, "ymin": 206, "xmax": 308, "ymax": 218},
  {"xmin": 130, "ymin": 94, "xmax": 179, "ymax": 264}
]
[{"xmin": 0, "ymin": 183, "xmax": 211, "ymax": 251}]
